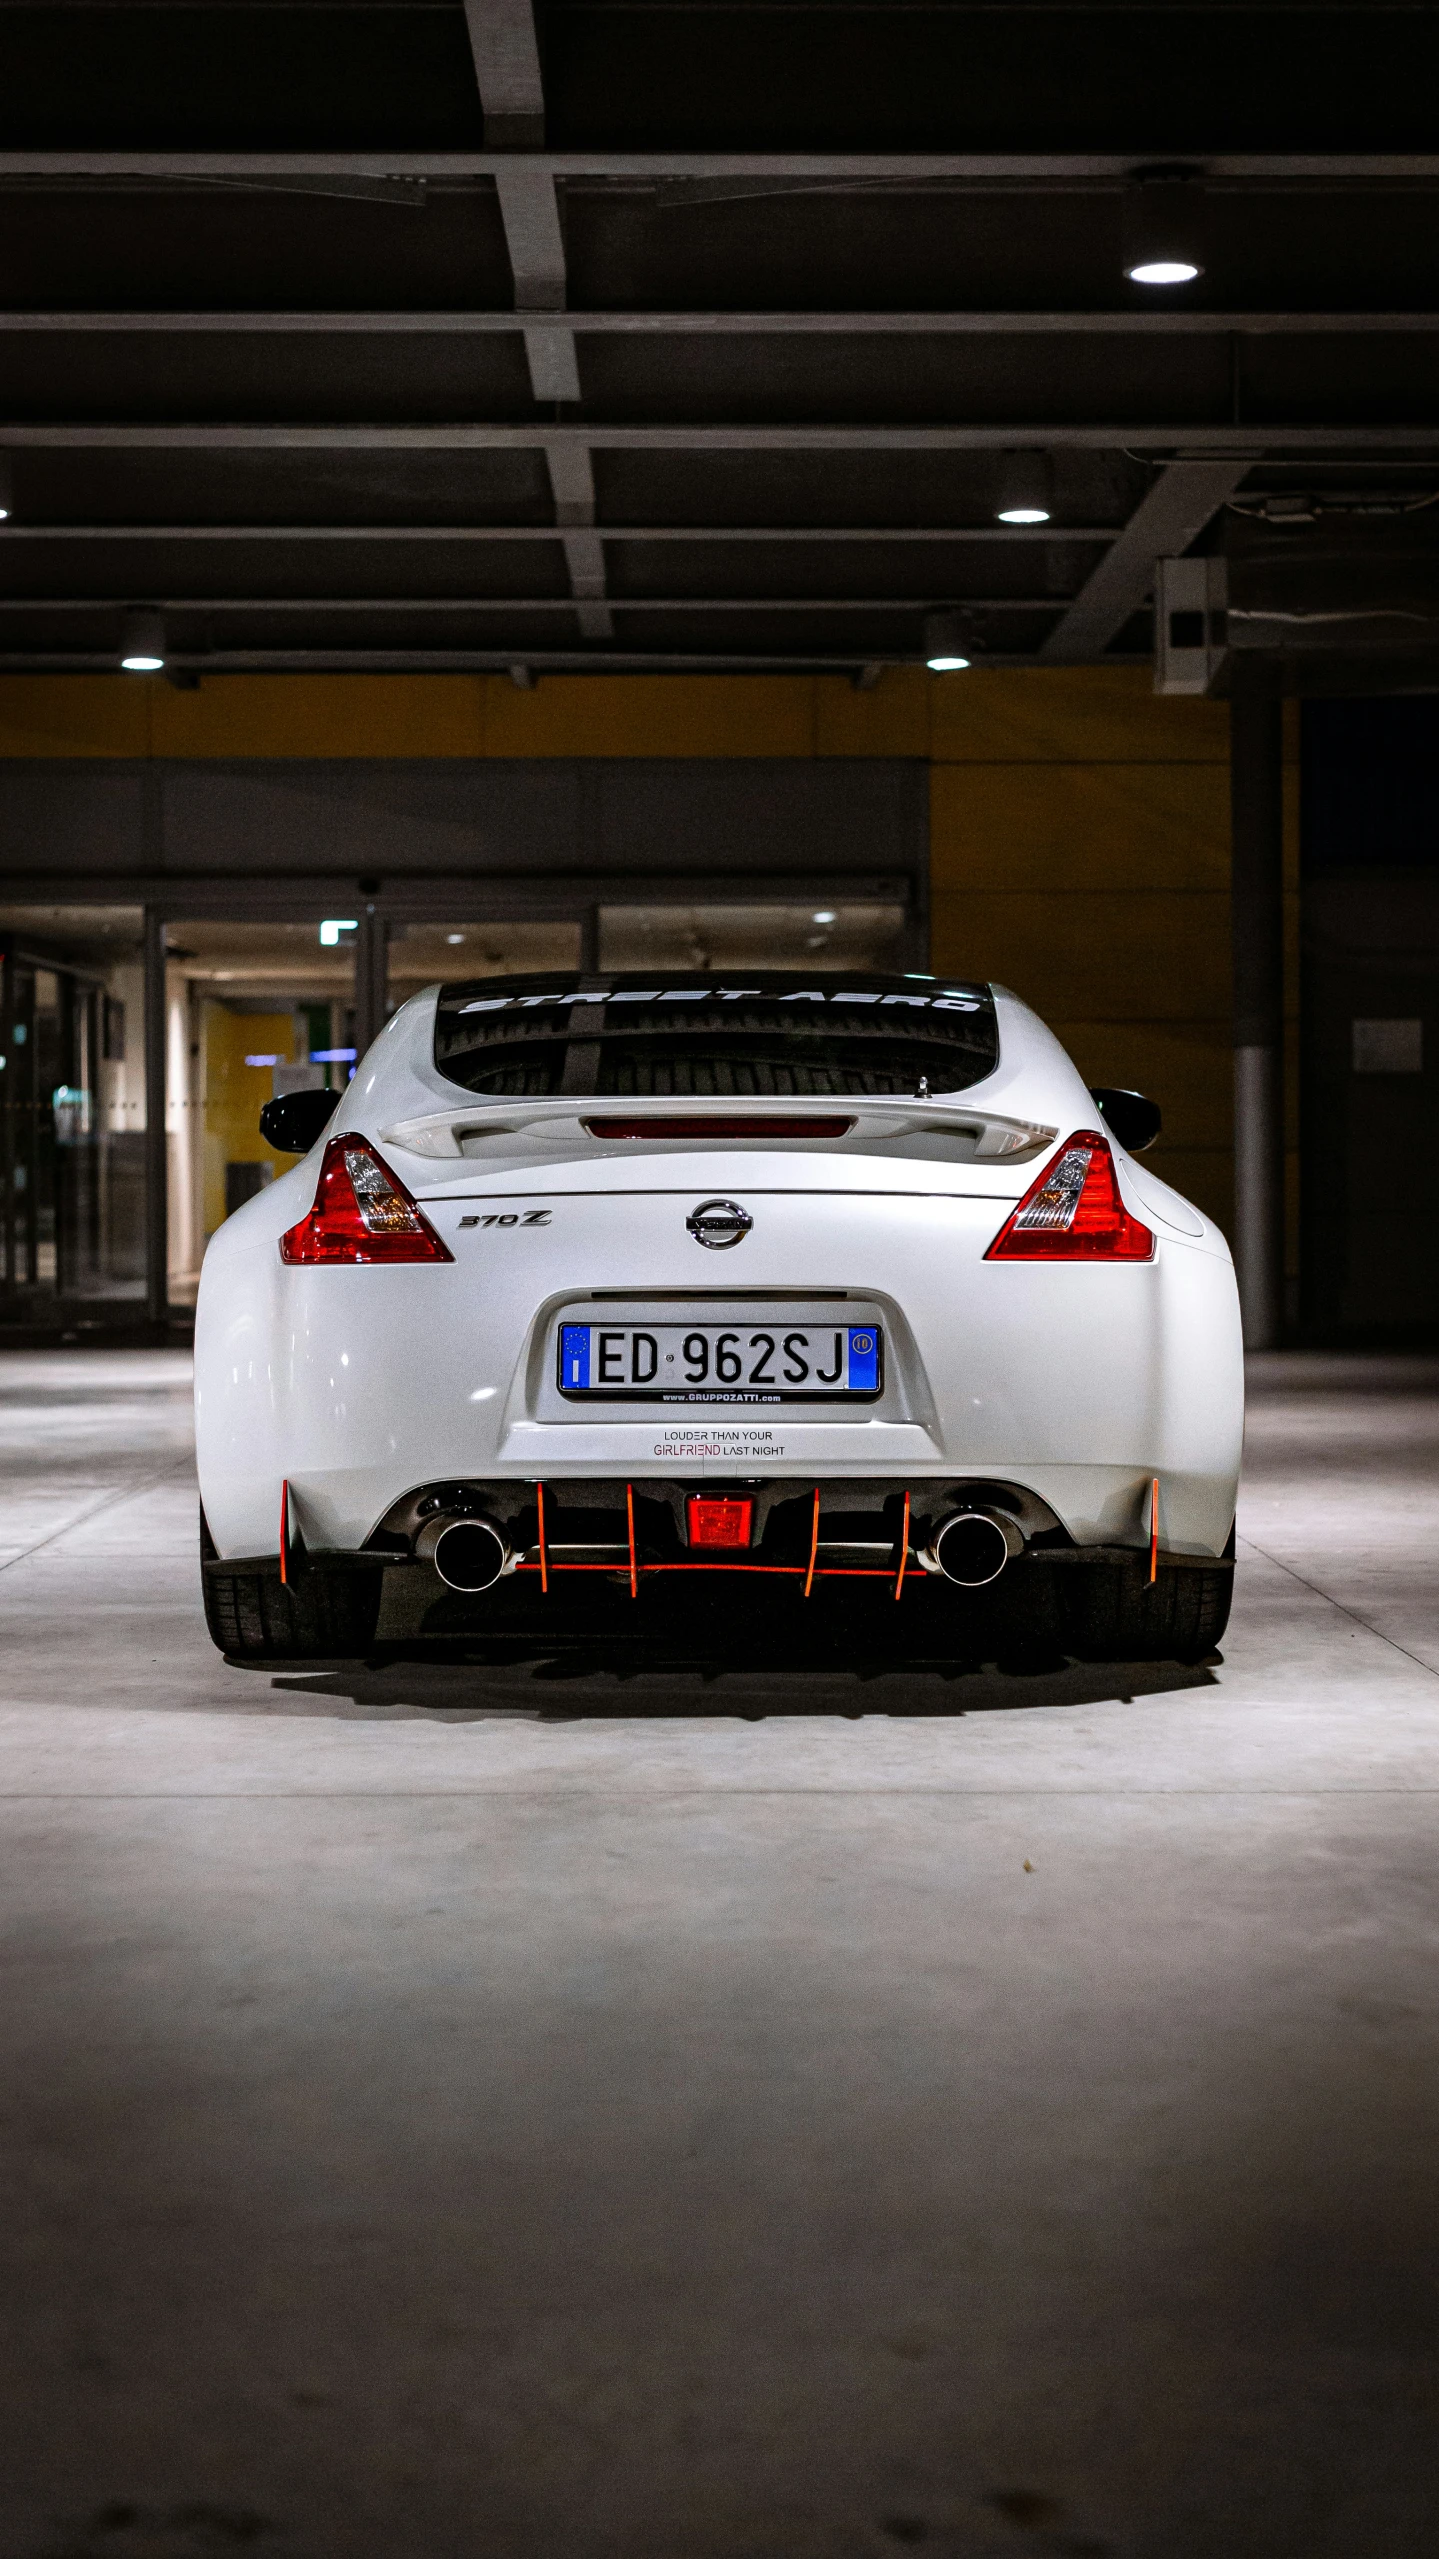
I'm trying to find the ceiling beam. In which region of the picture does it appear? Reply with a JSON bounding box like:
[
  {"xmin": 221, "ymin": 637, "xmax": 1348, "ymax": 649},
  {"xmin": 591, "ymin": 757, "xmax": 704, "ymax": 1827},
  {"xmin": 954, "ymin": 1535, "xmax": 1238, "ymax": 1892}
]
[
  {"xmin": 0, "ymin": 650, "xmax": 1130, "ymax": 675},
  {"xmin": 0, "ymin": 424, "xmax": 1429, "ymax": 451},
  {"xmin": 0, "ymin": 522, "xmax": 1121, "ymax": 543},
  {"xmin": 0, "ymin": 595, "xmax": 1067, "ymax": 614},
  {"xmin": 0, "ymin": 153, "xmax": 1436, "ymax": 181},
  {"xmin": 462, "ymin": 0, "xmax": 545, "ymax": 150},
  {"xmin": 461, "ymin": 0, "xmax": 604, "ymax": 628},
  {"xmin": 2, "ymin": 309, "xmax": 1438, "ymax": 335},
  {"xmin": 1039, "ymin": 459, "xmax": 1251, "ymax": 662},
  {"xmin": 491, "ymin": 168, "xmax": 567, "ymax": 314},
  {"xmin": 492, "ymin": 166, "xmax": 583, "ymax": 400},
  {"xmin": 544, "ymin": 444, "xmax": 607, "ymax": 628}
]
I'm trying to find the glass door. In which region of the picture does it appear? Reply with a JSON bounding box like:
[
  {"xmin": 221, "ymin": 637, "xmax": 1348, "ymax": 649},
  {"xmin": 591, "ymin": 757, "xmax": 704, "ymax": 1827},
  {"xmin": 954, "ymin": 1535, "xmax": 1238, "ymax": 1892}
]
[
  {"xmin": 386, "ymin": 919, "xmax": 583, "ymax": 1014},
  {"xmin": 0, "ymin": 907, "xmax": 147, "ymax": 1321},
  {"xmin": 164, "ymin": 917, "xmax": 359, "ymax": 1305}
]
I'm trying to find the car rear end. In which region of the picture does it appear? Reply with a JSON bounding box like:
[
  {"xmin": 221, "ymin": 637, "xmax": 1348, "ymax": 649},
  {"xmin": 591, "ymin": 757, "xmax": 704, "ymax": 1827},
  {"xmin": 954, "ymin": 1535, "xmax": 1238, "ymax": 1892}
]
[{"xmin": 195, "ymin": 971, "xmax": 1242, "ymax": 1662}]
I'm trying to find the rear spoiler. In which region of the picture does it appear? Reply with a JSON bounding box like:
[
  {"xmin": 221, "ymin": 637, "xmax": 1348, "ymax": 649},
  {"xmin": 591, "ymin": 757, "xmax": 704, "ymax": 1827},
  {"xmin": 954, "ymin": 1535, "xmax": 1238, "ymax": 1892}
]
[{"xmin": 379, "ymin": 1096, "xmax": 1059, "ymax": 1165}]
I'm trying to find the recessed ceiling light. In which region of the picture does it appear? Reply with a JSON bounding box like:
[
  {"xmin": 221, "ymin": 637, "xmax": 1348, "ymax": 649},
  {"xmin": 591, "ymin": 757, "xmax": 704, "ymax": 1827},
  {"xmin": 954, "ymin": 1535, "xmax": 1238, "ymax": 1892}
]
[
  {"xmin": 1128, "ymin": 259, "xmax": 1201, "ymax": 287},
  {"xmin": 923, "ymin": 610, "xmax": 972, "ymax": 672},
  {"xmin": 811, "ymin": 910, "xmax": 837, "ymax": 925},
  {"xmin": 996, "ymin": 453, "xmax": 1051, "ymax": 526},
  {"xmin": 1123, "ymin": 170, "xmax": 1206, "ymax": 287},
  {"xmin": 446, "ymin": 932, "xmax": 465, "ymax": 944},
  {"xmin": 119, "ymin": 606, "xmax": 165, "ymax": 672}
]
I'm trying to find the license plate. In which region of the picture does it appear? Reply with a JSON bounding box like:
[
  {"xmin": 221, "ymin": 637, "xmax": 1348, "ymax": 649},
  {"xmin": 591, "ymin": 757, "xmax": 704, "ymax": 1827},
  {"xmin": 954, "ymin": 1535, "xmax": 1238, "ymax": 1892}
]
[{"xmin": 557, "ymin": 1321, "xmax": 883, "ymax": 1402}]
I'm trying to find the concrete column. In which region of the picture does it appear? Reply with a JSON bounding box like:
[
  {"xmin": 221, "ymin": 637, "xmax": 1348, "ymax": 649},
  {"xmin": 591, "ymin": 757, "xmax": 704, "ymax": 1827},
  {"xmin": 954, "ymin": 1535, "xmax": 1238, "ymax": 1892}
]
[
  {"xmin": 1230, "ymin": 669, "xmax": 1286, "ymax": 1349},
  {"xmin": 353, "ymin": 905, "xmax": 389, "ymax": 1064},
  {"xmin": 142, "ymin": 905, "xmax": 168, "ymax": 1329}
]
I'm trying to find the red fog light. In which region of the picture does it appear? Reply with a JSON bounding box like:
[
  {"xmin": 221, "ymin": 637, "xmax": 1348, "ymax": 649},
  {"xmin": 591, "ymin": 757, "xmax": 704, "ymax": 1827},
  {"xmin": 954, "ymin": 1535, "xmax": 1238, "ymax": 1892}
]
[{"xmin": 687, "ymin": 1497, "xmax": 754, "ymax": 1550}]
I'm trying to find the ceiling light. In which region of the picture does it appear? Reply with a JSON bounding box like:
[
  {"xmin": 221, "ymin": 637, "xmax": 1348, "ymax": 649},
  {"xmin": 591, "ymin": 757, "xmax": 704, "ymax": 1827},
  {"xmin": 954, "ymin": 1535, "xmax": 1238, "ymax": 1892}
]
[
  {"xmin": 811, "ymin": 910, "xmax": 837, "ymax": 925},
  {"xmin": 923, "ymin": 610, "xmax": 972, "ymax": 673},
  {"xmin": 445, "ymin": 932, "xmax": 465, "ymax": 944},
  {"xmin": 996, "ymin": 453, "xmax": 1051, "ymax": 526},
  {"xmin": 119, "ymin": 606, "xmax": 166, "ymax": 672},
  {"xmin": 0, "ymin": 456, "xmax": 13, "ymax": 522},
  {"xmin": 1123, "ymin": 169, "xmax": 1205, "ymax": 286},
  {"xmin": 318, "ymin": 919, "xmax": 358, "ymax": 947}
]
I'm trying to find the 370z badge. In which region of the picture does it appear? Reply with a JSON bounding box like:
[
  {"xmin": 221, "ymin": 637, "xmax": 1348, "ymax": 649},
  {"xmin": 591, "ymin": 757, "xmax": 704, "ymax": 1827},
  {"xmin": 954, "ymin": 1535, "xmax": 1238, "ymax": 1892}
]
[
  {"xmin": 686, "ymin": 1199, "xmax": 752, "ymax": 1250},
  {"xmin": 457, "ymin": 1209, "xmax": 553, "ymax": 1229}
]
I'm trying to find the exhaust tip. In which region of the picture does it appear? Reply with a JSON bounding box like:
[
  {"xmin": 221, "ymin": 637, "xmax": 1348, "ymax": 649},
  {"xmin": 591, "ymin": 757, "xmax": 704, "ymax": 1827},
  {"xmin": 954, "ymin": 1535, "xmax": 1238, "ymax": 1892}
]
[
  {"xmin": 932, "ymin": 1510, "xmax": 1018, "ymax": 1588},
  {"xmin": 431, "ymin": 1517, "xmax": 509, "ymax": 1593}
]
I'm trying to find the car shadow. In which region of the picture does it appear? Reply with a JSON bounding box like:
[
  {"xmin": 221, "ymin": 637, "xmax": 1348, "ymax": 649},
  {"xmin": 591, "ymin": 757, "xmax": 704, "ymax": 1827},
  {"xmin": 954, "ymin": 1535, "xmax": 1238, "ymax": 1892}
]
[{"xmin": 259, "ymin": 1640, "xmax": 1217, "ymax": 1722}]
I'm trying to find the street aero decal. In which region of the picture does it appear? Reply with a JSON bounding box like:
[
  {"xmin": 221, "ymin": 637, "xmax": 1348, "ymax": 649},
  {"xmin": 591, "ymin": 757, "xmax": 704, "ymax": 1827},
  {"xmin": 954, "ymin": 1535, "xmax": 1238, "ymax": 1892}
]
[{"xmin": 456, "ymin": 987, "xmax": 983, "ymax": 1014}]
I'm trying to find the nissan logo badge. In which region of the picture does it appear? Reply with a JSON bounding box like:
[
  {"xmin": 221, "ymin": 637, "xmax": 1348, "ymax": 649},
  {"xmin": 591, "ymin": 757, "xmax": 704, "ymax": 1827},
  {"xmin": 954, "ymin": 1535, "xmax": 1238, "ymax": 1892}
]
[{"xmin": 687, "ymin": 1198, "xmax": 752, "ymax": 1250}]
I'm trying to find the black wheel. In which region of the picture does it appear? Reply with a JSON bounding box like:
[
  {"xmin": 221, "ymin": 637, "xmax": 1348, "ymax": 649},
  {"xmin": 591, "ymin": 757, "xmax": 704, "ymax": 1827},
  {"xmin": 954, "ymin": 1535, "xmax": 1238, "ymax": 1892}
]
[
  {"xmin": 200, "ymin": 1514, "xmax": 383, "ymax": 1661},
  {"xmin": 1067, "ymin": 1555, "xmax": 1233, "ymax": 1663}
]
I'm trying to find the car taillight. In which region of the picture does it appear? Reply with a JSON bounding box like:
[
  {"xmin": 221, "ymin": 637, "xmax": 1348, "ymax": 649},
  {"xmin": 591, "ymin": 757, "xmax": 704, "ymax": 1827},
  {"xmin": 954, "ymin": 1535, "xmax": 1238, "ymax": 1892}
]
[
  {"xmin": 985, "ymin": 1128, "xmax": 1154, "ymax": 1262},
  {"xmin": 279, "ymin": 1136, "xmax": 453, "ymax": 1266}
]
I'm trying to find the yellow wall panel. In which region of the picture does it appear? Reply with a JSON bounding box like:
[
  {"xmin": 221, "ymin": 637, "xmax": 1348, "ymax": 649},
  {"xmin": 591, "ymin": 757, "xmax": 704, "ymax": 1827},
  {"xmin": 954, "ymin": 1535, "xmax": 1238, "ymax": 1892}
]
[
  {"xmin": 930, "ymin": 759, "xmax": 1231, "ymax": 894},
  {"xmin": 935, "ymin": 891, "xmax": 1232, "ymax": 1022},
  {"xmin": 928, "ymin": 664, "xmax": 1230, "ymax": 766},
  {"xmin": 201, "ymin": 1005, "xmax": 294, "ymax": 1235},
  {"xmin": 0, "ymin": 677, "xmax": 151, "ymax": 757},
  {"xmin": 1045, "ymin": 1019, "xmax": 1236, "ymax": 1150},
  {"xmin": 813, "ymin": 665, "xmax": 930, "ymax": 757},
  {"xmin": 150, "ymin": 675, "xmax": 486, "ymax": 760},
  {"xmin": 480, "ymin": 673, "xmax": 818, "ymax": 759}
]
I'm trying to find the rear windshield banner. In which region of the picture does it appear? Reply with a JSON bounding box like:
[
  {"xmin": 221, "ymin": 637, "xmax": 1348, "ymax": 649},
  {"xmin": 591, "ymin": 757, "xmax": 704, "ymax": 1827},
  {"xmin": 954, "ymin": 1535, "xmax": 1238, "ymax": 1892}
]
[{"xmin": 451, "ymin": 987, "xmax": 985, "ymax": 1015}]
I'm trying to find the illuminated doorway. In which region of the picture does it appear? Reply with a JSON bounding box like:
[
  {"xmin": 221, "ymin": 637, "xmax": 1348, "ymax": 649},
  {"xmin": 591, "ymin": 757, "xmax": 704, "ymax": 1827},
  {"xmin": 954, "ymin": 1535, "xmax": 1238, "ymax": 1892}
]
[{"xmin": 163, "ymin": 917, "xmax": 358, "ymax": 1306}]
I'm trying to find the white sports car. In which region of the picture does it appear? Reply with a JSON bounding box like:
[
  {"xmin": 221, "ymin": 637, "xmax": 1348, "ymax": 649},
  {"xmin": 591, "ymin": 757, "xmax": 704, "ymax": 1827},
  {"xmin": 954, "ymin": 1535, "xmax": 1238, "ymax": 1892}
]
[{"xmin": 194, "ymin": 971, "xmax": 1242, "ymax": 1666}]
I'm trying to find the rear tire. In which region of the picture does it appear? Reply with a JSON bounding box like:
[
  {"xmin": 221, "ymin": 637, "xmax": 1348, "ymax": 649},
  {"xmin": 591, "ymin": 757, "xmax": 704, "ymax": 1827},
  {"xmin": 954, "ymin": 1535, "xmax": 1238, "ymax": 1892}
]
[
  {"xmin": 201, "ymin": 1514, "xmax": 383, "ymax": 1662},
  {"xmin": 1067, "ymin": 1555, "xmax": 1233, "ymax": 1663}
]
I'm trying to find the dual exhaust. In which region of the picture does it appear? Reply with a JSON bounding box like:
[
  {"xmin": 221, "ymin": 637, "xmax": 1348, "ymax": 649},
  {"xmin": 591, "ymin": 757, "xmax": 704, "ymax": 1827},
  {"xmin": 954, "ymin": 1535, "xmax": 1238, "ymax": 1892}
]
[
  {"xmin": 415, "ymin": 1512, "xmax": 512, "ymax": 1592},
  {"xmin": 922, "ymin": 1506, "xmax": 1024, "ymax": 1587},
  {"xmin": 412, "ymin": 1498, "xmax": 1023, "ymax": 1593}
]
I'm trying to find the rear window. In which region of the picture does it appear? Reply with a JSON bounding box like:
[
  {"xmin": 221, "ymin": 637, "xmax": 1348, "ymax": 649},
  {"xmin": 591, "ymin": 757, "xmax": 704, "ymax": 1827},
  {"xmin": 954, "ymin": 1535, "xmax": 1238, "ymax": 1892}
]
[{"xmin": 433, "ymin": 973, "xmax": 999, "ymax": 1100}]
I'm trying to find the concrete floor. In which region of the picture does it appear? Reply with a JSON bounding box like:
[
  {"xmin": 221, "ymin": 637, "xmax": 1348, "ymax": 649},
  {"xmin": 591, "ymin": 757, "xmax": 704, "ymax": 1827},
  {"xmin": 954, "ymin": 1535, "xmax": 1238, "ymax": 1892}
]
[{"xmin": 2, "ymin": 1351, "xmax": 1437, "ymax": 2559}]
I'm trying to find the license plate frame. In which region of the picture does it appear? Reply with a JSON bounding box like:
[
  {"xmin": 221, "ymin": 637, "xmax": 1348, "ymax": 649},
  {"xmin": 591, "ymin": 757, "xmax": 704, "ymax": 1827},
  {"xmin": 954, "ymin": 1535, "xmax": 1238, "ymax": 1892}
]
[{"xmin": 556, "ymin": 1319, "xmax": 883, "ymax": 1403}]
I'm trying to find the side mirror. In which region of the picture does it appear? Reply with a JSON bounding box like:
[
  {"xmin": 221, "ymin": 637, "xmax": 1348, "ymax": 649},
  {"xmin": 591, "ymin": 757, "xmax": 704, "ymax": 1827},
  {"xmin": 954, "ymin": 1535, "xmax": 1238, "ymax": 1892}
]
[
  {"xmin": 260, "ymin": 1087, "xmax": 341, "ymax": 1153},
  {"xmin": 1089, "ymin": 1086, "xmax": 1162, "ymax": 1154}
]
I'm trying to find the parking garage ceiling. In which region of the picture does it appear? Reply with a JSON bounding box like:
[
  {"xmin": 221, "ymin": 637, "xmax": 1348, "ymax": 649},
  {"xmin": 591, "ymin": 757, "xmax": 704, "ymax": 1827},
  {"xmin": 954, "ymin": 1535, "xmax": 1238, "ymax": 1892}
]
[{"xmin": 0, "ymin": 0, "xmax": 1436, "ymax": 686}]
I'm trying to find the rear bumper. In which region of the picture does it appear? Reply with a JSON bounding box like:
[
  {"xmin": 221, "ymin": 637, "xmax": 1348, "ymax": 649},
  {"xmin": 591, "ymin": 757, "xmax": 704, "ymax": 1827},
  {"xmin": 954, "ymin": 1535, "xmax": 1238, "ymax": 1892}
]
[
  {"xmin": 210, "ymin": 1470, "xmax": 1236, "ymax": 1583},
  {"xmin": 213, "ymin": 1454, "xmax": 1238, "ymax": 1568},
  {"xmin": 204, "ymin": 1484, "xmax": 1234, "ymax": 1666}
]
